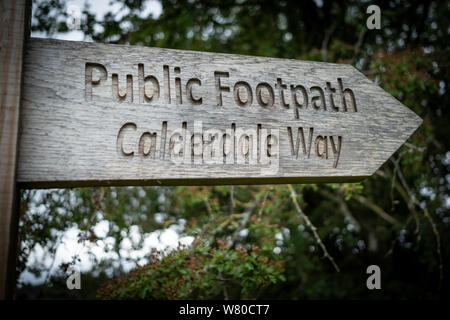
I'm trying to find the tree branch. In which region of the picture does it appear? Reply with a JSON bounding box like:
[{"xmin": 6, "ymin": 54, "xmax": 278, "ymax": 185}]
[
  {"xmin": 319, "ymin": 188, "xmax": 361, "ymax": 232},
  {"xmin": 393, "ymin": 159, "xmax": 443, "ymax": 290},
  {"xmin": 354, "ymin": 195, "xmax": 400, "ymax": 226},
  {"xmin": 321, "ymin": 23, "xmax": 337, "ymax": 62},
  {"xmin": 288, "ymin": 185, "xmax": 340, "ymax": 272},
  {"xmin": 350, "ymin": 28, "xmax": 367, "ymax": 64}
]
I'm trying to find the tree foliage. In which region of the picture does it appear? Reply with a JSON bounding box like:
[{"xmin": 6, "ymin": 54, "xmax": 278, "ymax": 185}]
[{"xmin": 17, "ymin": 0, "xmax": 450, "ymax": 299}]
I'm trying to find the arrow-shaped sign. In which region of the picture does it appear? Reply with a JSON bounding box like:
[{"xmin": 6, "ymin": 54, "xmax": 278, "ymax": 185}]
[{"xmin": 17, "ymin": 38, "xmax": 422, "ymax": 188}]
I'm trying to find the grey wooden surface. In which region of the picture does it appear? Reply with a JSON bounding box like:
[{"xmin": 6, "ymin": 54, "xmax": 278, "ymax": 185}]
[{"xmin": 17, "ymin": 38, "xmax": 422, "ymax": 188}]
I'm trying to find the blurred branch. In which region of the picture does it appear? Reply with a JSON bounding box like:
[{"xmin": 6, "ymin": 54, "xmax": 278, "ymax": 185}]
[
  {"xmin": 389, "ymin": 159, "xmax": 420, "ymax": 234},
  {"xmin": 354, "ymin": 195, "xmax": 400, "ymax": 226},
  {"xmin": 424, "ymin": 208, "xmax": 443, "ymax": 291},
  {"xmin": 350, "ymin": 28, "xmax": 367, "ymax": 64},
  {"xmin": 404, "ymin": 142, "xmax": 426, "ymax": 153},
  {"xmin": 390, "ymin": 155, "xmax": 401, "ymax": 212},
  {"xmin": 321, "ymin": 23, "xmax": 337, "ymax": 61},
  {"xmin": 230, "ymin": 186, "xmax": 235, "ymax": 215},
  {"xmin": 42, "ymin": 234, "xmax": 64, "ymax": 288},
  {"xmin": 227, "ymin": 194, "xmax": 261, "ymax": 248},
  {"xmin": 217, "ymin": 271, "xmax": 229, "ymax": 300},
  {"xmin": 204, "ymin": 197, "xmax": 214, "ymax": 216},
  {"xmin": 319, "ymin": 188, "xmax": 361, "ymax": 232},
  {"xmin": 258, "ymin": 186, "xmax": 272, "ymax": 221},
  {"xmin": 392, "ymin": 159, "xmax": 443, "ymax": 290},
  {"xmin": 288, "ymin": 185, "xmax": 340, "ymax": 273}
]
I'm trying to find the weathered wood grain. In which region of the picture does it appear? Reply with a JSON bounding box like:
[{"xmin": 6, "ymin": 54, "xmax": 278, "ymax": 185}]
[
  {"xmin": 0, "ymin": 0, "xmax": 29, "ymax": 299},
  {"xmin": 17, "ymin": 38, "xmax": 422, "ymax": 188}
]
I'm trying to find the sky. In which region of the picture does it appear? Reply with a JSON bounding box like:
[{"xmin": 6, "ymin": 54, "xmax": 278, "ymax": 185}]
[{"xmin": 32, "ymin": 0, "xmax": 163, "ymax": 41}]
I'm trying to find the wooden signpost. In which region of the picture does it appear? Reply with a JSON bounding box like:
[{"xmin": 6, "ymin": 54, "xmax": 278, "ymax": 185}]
[
  {"xmin": 18, "ymin": 38, "xmax": 421, "ymax": 188},
  {"xmin": 1, "ymin": 0, "xmax": 422, "ymax": 299}
]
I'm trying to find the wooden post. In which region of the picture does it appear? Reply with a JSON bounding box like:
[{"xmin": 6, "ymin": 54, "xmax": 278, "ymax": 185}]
[{"xmin": 0, "ymin": 0, "xmax": 30, "ymax": 299}]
